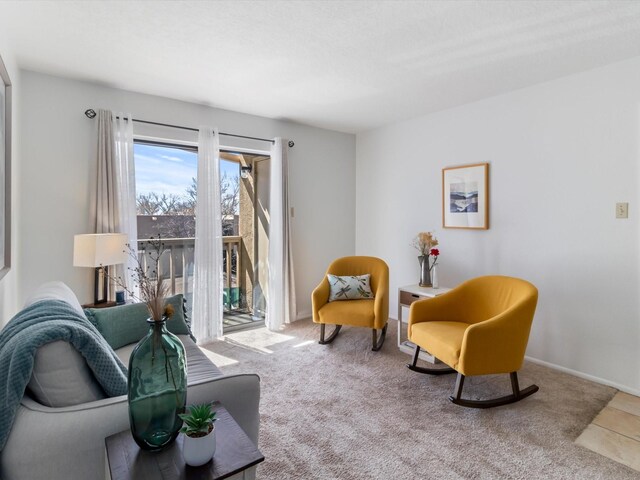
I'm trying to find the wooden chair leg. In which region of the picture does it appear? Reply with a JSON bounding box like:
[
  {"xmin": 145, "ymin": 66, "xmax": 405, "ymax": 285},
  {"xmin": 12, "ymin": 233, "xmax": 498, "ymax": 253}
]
[
  {"xmin": 510, "ymin": 371, "xmax": 521, "ymax": 399},
  {"xmin": 453, "ymin": 373, "xmax": 465, "ymax": 401},
  {"xmin": 318, "ymin": 323, "xmax": 342, "ymax": 345},
  {"xmin": 411, "ymin": 343, "xmax": 421, "ymax": 367},
  {"xmin": 449, "ymin": 371, "xmax": 539, "ymax": 408},
  {"xmin": 406, "ymin": 344, "xmax": 455, "ymax": 375},
  {"xmin": 371, "ymin": 324, "xmax": 388, "ymax": 351}
]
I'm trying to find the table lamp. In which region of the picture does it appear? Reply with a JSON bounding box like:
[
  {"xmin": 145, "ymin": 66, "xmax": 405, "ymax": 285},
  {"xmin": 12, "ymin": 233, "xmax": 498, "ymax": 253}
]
[{"xmin": 73, "ymin": 233, "xmax": 128, "ymax": 305}]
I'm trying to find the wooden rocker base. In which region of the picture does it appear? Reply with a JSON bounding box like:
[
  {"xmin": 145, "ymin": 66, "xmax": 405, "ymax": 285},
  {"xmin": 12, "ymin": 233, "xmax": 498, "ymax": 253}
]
[
  {"xmin": 371, "ymin": 324, "xmax": 388, "ymax": 352},
  {"xmin": 449, "ymin": 371, "xmax": 539, "ymax": 409},
  {"xmin": 407, "ymin": 345, "xmax": 539, "ymax": 408},
  {"xmin": 406, "ymin": 344, "xmax": 455, "ymax": 375},
  {"xmin": 318, "ymin": 323, "xmax": 388, "ymax": 351},
  {"xmin": 318, "ymin": 324, "xmax": 342, "ymax": 344}
]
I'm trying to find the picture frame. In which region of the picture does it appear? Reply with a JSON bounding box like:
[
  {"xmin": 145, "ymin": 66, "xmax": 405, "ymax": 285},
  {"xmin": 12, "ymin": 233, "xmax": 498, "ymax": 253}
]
[
  {"xmin": 0, "ymin": 54, "xmax": 11, "ymax": 280},
  {"xmin": 442, "ymin": 163, "xmax": 489, "ymax": 230}
]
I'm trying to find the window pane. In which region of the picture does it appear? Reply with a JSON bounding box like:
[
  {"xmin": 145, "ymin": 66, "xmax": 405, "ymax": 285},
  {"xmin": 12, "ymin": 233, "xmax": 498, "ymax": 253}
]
[
  {"xmin": 134, "ymin": 143, "xmax": 197, "ymax": 238},
  {"xmin": 134, "ymin": 143, "xmax": 197, "ymax": 315}
]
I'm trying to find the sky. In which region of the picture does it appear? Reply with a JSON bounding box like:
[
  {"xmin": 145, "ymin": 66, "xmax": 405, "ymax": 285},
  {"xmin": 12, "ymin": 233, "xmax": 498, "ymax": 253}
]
[{"xmin": 134, "ymin": 143, "xmax": 238, "ymax": 197}]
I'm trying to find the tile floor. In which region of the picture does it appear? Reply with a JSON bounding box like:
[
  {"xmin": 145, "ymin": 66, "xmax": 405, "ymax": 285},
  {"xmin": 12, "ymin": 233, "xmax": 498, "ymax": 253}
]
[{"xmin": 576, "ymin": 391, "xmax": 640, "ymax": 472}]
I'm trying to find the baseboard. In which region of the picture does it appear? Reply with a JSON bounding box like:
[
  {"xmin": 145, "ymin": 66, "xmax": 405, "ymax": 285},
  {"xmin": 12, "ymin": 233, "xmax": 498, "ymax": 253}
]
[
  {"xmin": 296, "ymin": 310, "xmax": 311, "ymax": 321},
  {"xmin": 395, "ymin": 317, "xmax": 639, "ymax": 396},
  {"xmin": 291, "ymin": 314, "xmax": 639, "ymax": 396},
  {"xmin": 525, "ymin": 355, "xmax": 640, "ymax": 397}
]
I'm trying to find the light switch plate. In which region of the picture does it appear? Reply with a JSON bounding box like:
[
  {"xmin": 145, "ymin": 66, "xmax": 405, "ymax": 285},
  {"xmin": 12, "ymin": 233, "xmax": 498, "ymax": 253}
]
[{"xmin": 616, "ymin": 202, "xmax": 629, "ymax": 219}]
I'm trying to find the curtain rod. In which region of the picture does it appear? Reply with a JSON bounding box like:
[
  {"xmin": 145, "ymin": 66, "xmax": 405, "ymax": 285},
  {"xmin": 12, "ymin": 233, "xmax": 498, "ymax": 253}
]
[{"xmin": 84, "ymin": 109, "xmax": 294, "ymax": 147}]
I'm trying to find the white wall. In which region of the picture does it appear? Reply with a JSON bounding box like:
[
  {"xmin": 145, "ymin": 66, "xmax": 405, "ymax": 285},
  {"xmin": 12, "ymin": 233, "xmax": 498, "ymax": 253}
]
[
  {"xmin": 0, "ymin": 41, "xmax": 20, "ymax": 326},
  {"xmin": 15, "ymin": 71, "xmax": 355, "ymax": 322},
  {"xmin": 356, "ymin": 56, "xmax": 640, "ymax": 394}
]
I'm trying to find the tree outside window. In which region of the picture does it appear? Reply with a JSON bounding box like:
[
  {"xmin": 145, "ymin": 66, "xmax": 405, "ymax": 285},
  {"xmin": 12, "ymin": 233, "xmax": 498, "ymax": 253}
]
[{"xmin": 134, "ymin": 143, "xmax": 239, "ymax": 239}]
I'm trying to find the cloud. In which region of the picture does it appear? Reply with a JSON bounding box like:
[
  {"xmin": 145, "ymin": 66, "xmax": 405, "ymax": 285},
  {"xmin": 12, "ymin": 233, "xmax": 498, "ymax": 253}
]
[
  {"xmin": 135, "ymin": 149, "xmax": 196, "ymax": 196},
  {"xmin": 133, "ymin": 144, "xmax": 239, "ymax": 197},
  {"xmin": 158, "ymin": 154, "xmax": 185, "ymax": 163}
]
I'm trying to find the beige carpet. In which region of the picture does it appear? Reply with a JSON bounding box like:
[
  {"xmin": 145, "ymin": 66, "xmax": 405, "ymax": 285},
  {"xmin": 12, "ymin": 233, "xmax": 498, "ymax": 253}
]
[{"xmin": 201, "ymin": 320, "xmax": 637, "ymax": 479}]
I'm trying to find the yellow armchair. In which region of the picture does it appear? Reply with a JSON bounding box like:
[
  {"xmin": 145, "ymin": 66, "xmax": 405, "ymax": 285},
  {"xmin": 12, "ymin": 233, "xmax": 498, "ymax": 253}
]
[
  {"xmin": 407, "ymin": 275, "xmax": 539, "ymax": 408},
  {"xmin": 312, "ymin": 256, "xmax": 389, "ymax": 351}
]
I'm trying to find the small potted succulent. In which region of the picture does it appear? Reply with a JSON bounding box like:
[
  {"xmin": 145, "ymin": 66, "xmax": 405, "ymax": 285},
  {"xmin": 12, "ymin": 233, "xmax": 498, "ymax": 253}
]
[{"xmin": 179, "ymin": 403, "xmax": 218, "ymax": 467}]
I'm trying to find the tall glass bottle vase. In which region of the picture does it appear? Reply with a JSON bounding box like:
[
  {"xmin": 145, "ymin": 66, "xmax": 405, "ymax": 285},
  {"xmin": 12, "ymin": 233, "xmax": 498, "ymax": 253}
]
[
  {"xmin": 431, "ymin": 264, "xmax": 439, "ymax": 289},
  {"xmin": 128, "ymin": 318, "xmax": 187, "ymax": 451},
  {"xmin": 418, "ymin": 255, "xmax": 432, "ymax": 287}
]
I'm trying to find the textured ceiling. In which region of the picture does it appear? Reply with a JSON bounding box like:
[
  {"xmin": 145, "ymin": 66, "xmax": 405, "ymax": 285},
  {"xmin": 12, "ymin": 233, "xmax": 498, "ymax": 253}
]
[{"xmin": 1, "ymin": 1, "xmax": 640, "ymax": 133}]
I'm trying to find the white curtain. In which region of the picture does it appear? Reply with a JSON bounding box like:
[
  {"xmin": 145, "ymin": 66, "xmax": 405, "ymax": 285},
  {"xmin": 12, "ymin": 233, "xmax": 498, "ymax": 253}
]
[
  {"xmin": 95, "ymin": 110, "xmax": 117, "ymax": 233},
  {"xmin": 95, "ymin": 110, "xmax": 137, "ymax": 297},
  {"xmin": 112, "ymin": 113, "xmax": 138, "ymax": 294},
  {"xmin": 192, "ymin": 127, "xmax": 224, "ymax": 343},
  {"xmin": 266, "ymin": 138, "xmax": 297, "ymax": 330}
]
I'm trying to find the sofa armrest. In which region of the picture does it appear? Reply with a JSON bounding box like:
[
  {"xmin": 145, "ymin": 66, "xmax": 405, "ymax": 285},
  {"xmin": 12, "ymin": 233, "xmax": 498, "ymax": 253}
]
[
  {"xmin": 1, "ymin": 374, "xmax": 261, "ymax": 480},
  {"xmin": 1, "ymin": 395, "xmax": 129, "ymax": 480},
  {"xmin": 186, "ymin": 373, "xmax": 261, "ymax": 444}
]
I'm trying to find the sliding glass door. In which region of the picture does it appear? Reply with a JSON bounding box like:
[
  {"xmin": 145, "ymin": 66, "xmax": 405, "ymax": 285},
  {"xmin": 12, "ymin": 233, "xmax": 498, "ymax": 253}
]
[{"xmin": 133, "ymin": 140, "xmax": 269, "ymax": 332}]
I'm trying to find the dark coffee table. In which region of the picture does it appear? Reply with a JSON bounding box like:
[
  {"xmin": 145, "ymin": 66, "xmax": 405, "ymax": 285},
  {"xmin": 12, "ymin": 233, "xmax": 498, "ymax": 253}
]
[{"xmin": 105, "ymin": 403, "xmax": 264, "ymax": 480}]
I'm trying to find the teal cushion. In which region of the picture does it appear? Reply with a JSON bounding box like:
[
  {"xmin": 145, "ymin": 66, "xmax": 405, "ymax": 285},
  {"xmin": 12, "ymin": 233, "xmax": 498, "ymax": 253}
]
[{"xmin": 85, "ymin": 294, "xmax": 192, "ymax": 350}]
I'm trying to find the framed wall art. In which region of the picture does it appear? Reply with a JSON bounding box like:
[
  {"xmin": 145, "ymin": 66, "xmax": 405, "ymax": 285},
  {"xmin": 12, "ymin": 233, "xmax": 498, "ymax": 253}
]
[
  {"xmin": 442, "ymin": 163, "xmax": 489, "ymax": 230},
  {"xmin": 0, "ymin": 53, "xmax": 11, "ymax": 279}
]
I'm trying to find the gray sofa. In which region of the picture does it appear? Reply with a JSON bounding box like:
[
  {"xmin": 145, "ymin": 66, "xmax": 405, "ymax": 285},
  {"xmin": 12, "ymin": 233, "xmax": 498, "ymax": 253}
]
[{"xmin": 0, "ymin": 283, "xmax": 261, "ymax": 480}]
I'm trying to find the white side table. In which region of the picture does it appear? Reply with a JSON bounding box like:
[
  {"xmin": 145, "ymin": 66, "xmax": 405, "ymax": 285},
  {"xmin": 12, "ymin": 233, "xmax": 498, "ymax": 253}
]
[{"xmin": 397, "ymin": 284, "xmax": 451, "ymax": 364}]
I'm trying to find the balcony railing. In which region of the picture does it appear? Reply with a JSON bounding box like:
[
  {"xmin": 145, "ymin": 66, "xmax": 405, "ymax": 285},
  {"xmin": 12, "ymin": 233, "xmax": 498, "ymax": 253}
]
[{"xmin": 137, "ymin": 236, "xmax": 242, "ymax": 310}]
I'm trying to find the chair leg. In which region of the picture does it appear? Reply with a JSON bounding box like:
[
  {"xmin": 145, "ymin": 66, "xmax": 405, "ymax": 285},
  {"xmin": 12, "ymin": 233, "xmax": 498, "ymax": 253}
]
[
  {"xmin": 371, "ymin": 324, "xmax": 388, "ymax": 351},
  {"xmin": 453, "ymin": 373, "xmax": 465, "ymax": 401},
  {"xmin": 448, "ymin": 371, "xmax": 539, "ymax": 408},
  {"xmin": 411, "ymin": 343, "xmax": 421, "ymax": 367},
  {"xmin": 406, "ymin": 344, "xmax": 455, "ymax": 375},
  {"xmin": 318, "ymin": 323, "xmax": 342, "ymax": 345},
  {"xmin": 510, "ymin": 371, "xmax": 521, "ymax": 399}
]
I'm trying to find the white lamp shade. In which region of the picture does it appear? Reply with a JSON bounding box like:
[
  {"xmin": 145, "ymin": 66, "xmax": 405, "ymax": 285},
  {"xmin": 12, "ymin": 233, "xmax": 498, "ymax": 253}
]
[{"xmin": 73, "ymin": 233, "xmax": 129, "ymax": 267}]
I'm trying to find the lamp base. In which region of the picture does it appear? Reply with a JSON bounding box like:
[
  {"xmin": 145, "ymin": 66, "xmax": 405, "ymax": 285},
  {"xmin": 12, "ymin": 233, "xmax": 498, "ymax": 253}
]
[{"xmin": 94, "ymin": 265, "xmax": 109, "ymax": 305}]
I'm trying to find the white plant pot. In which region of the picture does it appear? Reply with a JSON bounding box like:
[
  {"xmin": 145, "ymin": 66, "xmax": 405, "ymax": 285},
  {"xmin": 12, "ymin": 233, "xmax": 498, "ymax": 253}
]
[{"xmin": 182, "ymin": 426, "xmax": 216, "ymax": 467}]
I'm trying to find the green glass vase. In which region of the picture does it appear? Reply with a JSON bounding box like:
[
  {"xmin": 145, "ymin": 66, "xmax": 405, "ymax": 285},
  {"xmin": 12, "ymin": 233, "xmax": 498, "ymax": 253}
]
[{"xmin": 128, "ymin": 318, "xmax": 187, "ymax": 451}]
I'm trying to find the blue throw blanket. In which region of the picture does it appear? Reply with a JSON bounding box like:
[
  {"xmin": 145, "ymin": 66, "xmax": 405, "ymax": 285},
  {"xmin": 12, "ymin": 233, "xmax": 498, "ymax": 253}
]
[{"xmin": 0, "ymin": 300, "xmax": 128, "ymax": 451}]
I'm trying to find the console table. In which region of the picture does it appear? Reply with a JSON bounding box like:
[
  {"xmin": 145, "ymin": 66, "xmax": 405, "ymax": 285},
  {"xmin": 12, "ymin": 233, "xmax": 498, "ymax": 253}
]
[
  {"xmin": 397, "ymin": 284, "xmax": 451, "ymax": 363},
  {"xmin": 82, "ymin": 301, "xmax": 117, "ymax": 309},
  {"xmin": 105, "ymin": 403, "xmax": 264, "ymax": 480}
]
